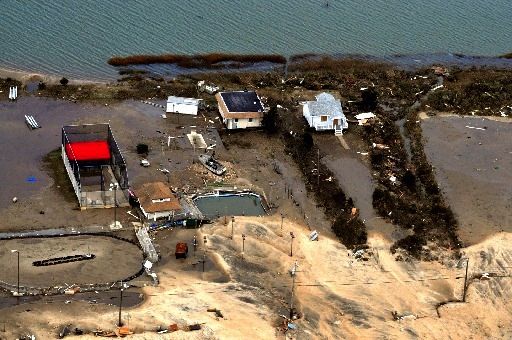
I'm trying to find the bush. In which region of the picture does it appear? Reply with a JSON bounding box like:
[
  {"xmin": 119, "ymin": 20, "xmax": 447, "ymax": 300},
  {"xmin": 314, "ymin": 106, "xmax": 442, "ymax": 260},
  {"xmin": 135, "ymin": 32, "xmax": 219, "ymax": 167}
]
[
  {"xmin": 261, "ymin": 106, "xmax": 280, "ymax": 134},
  {"xmin": 360, "ymin": 87, "xmax": 378, "ymax": 111},
  {"xmin": 60, "ymin": 77, "xmax": 69, "ymax": 86},
  {"xmin": 136, "ymin": 143, "xmax": 149, "ymax": 155}
]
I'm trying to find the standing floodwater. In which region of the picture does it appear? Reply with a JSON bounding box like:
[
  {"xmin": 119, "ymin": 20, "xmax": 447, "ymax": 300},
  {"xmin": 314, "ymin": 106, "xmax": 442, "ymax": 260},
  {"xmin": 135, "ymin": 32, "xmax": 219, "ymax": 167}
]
[{"xmin": 193, "ymin": 193, "xmax": 267, "ymax": 219}]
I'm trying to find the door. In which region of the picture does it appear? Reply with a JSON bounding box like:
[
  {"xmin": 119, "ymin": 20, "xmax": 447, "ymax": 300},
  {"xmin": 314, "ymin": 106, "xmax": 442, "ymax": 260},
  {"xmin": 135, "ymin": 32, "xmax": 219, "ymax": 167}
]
[{"xmin": 333, "ymin": 118, "xmax": 339, "ymax": 128}]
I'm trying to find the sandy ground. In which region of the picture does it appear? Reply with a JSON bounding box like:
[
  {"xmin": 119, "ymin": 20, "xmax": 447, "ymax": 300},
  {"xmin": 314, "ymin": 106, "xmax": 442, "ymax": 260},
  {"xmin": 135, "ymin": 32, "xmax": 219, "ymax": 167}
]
[
  {"xmin": 421, "ymin": 114, "xmax": 512, "ymax": 245},
  {"xmin": 1, "ymin": 216, "xmax": 510, "ymax": 339},
  {"xmin": 0, "ymin": 235, "xmax": 143, "ymax": 287}
]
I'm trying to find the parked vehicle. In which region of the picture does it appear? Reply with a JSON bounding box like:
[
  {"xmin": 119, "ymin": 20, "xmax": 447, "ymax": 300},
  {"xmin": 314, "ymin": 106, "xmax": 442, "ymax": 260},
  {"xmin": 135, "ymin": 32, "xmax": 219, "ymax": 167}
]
[{"xmin": 175, "ymin": 242, "xmax": 188, "ymax": 259}]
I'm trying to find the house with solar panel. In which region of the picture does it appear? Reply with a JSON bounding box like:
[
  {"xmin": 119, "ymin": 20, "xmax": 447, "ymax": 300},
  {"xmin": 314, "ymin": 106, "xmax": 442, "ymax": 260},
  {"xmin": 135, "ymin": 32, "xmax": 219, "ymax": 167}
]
[
  {"xmin": 61, "ymin": 124, "xmax": 129, "ymax": 209},
  {"xmin": 215, "ymin": 90, "xmax": 265, "ymax": 129},
  {"xmin": 301, "ymin": 92, "xmax": 348, "ymax": 135}
]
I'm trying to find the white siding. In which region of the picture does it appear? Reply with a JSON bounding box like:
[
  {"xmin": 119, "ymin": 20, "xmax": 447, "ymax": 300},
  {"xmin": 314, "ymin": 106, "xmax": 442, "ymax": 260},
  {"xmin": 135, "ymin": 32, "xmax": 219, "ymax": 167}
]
[
  {"xmin": 226, "ymin": 118, "xmax": 261, "ymax": 129},
  {"xmin": 166, "ymin": 102, "xmax": 198, "ymax": 115}
]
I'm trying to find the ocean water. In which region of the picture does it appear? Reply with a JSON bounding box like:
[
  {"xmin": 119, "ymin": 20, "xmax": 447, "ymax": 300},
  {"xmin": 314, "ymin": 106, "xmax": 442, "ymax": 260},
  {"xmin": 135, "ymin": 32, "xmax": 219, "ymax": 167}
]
[{"xmin": 1, "ymin": 0, "xmax": 511, "ymax": 80}]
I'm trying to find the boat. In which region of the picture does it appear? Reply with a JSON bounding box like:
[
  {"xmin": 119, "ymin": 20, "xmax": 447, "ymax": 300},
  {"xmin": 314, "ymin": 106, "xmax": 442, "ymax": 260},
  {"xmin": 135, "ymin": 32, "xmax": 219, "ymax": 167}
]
[{"xmin": 198, "ymin": 154, "xmax": 226, "ymax": 176}]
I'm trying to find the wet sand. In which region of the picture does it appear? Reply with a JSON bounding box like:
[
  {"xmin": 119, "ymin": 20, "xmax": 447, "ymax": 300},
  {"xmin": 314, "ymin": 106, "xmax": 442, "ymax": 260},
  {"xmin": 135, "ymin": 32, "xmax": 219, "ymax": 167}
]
[{"xmin": 422, "ymin": 115, "xmax": 512, "ymax": 245}]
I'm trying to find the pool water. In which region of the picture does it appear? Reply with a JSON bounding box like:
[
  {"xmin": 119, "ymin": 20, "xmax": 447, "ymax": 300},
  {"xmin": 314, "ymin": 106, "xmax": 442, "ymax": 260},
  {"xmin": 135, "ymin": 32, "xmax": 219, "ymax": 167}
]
[{"xmin": 193, "ymin": 193, "xmax": 266, "ymax": 219}]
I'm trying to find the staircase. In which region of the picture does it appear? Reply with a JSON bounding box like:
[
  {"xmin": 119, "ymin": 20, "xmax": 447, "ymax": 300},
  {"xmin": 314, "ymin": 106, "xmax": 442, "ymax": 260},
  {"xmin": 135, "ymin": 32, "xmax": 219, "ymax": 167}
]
[{"xmin": 334, "ymin": 125, "xmax": 343, "ymax": 135}]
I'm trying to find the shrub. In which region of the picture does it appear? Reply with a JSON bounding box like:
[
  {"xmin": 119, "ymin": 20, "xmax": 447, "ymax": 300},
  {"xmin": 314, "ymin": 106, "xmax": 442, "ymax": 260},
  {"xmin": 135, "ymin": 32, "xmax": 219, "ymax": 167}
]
[{"xmin": 136, "ymin": 143, "xmax": 149, "ymax": 155}]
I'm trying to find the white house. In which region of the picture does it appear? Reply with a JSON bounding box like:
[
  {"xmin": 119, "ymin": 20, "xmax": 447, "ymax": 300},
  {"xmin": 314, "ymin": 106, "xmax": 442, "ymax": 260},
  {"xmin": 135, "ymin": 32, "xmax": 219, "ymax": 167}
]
[
  {"xmin": 136, "ymin": 182, "xmax": 182, "ymax": 221},
  {"xmin": 166, "ymin": 96, "xmax": 201, "ymax": 115},
  {"xmin": 302, "ymin": 92, "xmax": 348, "ymax": 135},
  {"xmin": 215, "ymin": 91, "xmax": 264, "ymax": 129}
]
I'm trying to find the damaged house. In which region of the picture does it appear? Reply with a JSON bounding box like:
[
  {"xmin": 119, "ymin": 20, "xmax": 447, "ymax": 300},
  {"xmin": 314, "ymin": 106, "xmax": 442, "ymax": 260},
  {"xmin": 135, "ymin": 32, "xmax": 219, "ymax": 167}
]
[{"xmin": 302, "ymin": 92, "xmax": 348, "ymax": 135}]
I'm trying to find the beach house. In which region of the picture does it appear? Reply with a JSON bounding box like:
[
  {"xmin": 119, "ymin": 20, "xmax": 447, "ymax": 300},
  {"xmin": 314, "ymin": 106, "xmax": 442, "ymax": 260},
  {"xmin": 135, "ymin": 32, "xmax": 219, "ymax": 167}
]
[
  {"xmin": 302, "ymin": 92, "xmax": 348, "ymax": 135},
  {"xmin": 135, "ymin": 182, "xmax": 182, "ymax": 221},
  {"xmin": 215, "ymin": 90, "xmax": 264, "ymax": 129}
]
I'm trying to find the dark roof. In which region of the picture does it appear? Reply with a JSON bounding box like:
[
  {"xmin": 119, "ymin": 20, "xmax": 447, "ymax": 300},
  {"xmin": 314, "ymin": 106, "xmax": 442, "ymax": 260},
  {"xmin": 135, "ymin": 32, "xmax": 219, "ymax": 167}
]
[{"xmin": 220, "ymin": 91, "xmax": 263, "ymax": 113}]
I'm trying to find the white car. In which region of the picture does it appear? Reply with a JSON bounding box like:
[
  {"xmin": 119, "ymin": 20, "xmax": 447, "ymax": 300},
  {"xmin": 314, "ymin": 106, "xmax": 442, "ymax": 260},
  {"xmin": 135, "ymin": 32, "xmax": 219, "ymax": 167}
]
[{"xmin": 140, "ymin": 159, "xmax": 150, "ymax": 167}]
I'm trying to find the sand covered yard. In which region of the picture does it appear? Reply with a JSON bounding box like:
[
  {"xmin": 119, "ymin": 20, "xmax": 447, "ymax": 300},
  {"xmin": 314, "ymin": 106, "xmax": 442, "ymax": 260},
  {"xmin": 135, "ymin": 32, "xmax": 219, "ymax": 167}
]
[{"xmin": 421, "ymin": 114, "xmax": 512, "ymax": 245}]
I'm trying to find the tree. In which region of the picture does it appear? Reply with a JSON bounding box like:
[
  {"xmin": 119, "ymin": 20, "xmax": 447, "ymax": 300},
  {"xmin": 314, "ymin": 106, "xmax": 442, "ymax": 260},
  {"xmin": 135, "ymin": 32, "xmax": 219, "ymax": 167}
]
[
  {"xmin": 301, "ymin": 132, "xmax": 313, "ymax": 150},
  {"xmin": 261, "ymin": 105, "xmax": 280, "ymax": 134},
  {"xmin": 60, "ymin": 77, "xmax": 69, "ymax": 86}
]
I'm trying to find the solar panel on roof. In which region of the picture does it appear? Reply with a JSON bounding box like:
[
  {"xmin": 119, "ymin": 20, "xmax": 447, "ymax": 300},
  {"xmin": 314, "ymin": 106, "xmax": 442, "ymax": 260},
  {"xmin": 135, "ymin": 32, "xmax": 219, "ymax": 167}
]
[{"xmin": 220, "ymin": 91, "xmax": 263, "ymax": 112}]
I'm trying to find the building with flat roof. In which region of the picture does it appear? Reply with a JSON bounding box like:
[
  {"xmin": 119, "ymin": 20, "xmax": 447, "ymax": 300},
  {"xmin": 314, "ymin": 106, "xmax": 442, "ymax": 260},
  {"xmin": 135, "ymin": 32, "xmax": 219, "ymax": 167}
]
[
  {"xmin": 215, "ymin": 90, "xmax": 264, "ymax": 129},
  {"xmin": 166, "ymin": 96, "xmax": 201, "ymax": 115},
  {"xmin": 62, "ymin": 123, "xmax": 129, "ymax": 209}
]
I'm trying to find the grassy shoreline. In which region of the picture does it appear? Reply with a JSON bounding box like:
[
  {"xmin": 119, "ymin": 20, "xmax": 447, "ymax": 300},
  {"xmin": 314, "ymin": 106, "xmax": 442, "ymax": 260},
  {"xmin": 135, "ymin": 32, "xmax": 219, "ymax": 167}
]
[{"xmin": 108, "ymin": 53, "xmax": 287, "ymax": 68}]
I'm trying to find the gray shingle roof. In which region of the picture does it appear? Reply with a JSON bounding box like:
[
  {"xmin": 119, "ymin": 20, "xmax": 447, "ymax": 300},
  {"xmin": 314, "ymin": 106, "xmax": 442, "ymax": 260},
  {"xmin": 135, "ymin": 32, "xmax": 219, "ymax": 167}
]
[{"xmin": 305, "ymin": 92, "xmax": 343, "ymax": 117}]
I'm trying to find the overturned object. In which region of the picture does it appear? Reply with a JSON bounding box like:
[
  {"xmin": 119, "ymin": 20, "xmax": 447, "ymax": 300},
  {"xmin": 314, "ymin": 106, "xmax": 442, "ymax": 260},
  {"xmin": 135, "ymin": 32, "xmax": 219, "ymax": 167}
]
[{"xmin": 198, "ymin": 154, "xmax": 226, "ymax": 176}]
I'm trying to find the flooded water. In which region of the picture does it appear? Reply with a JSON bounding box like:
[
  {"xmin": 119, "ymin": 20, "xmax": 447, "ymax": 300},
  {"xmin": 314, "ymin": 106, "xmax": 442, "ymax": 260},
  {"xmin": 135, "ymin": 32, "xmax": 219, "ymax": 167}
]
[{"xmin": 193, "ymin": 192, "xmax": 267, "ymax": 219}]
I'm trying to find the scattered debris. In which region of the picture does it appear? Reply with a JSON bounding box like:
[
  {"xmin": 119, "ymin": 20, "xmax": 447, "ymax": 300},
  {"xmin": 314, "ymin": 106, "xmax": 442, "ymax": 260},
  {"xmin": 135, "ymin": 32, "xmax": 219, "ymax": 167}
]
[
  {"xmin": 372, "ymin": 143, "xmax": 389, "ymax": 150},
  {"xmin": 465, "ymin": 125, "xmax": 487, "ymax": 131},
  {"xmin": 207, "ymin": 308, "xmax": 224, "ymax": 318},
  {"xmin": 25, "ymin": 115, "xmax": 41, "ymax": 129},
  {"xmin": 58, "ymin": 324, "xmax": 70, "ymax": 338},
  {"xmin": 116, "ymin": 326, "xmax": 133, "ymax": 337},
  {"xmin": 93, "ymin": 329, "xmax": 117, "ymax": 337},
  {"xmin": 392, "ymin": 311, "xmax": 417, "ymax": 321},
  {"xmin": 188, "ymin": 324, "xmax": 202, "ymax": 331}
]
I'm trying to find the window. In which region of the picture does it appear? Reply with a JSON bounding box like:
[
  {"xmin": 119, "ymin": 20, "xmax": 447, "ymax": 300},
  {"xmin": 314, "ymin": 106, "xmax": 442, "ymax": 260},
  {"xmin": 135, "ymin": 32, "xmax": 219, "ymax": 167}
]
[
  {"xmin": 321, "ymin": 116, "xmax": 327, "ymax": 122},
  {"xmin": 235, "ymin": 118, "xmax": 239, "ymax": 122},
  {"xmin": 248, "ymin": 118, "xmax": 253, "ymax": 122}
]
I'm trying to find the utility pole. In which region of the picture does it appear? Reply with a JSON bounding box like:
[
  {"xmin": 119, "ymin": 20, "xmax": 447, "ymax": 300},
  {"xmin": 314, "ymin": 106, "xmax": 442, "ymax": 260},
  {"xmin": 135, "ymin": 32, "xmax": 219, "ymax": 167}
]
[
  {"xmin": 202, "ymin": 236, "xmax": 207, "ymax": 272},
  {"xmin": 289, "ymin": 261, "xmax": 298, "ymax": 319},
  {"xmin": 231, "ymin": 216, "xmax": 235, "ymax": 240},
  {"xmin": 11, "ymin": 250, "xmax": 19, "ymax": 301},
  {"xmin": 241, "ymin": 233, "xmax": 246, "ymax": 259},
  {"xmin": 281, "ymin": 214, "xmax": 284, "ymax": 236},
  {"xmin": 462, "ymin": 258, "xmax": 469, "ymax": 302},
  {"xmin": 289, "ymin": 232, "xmax": 295, "ymax": 257},
  {"xmin": 118, "ymin": 282, "xmax": 124, "ymax": 326},
  {"xmin": 110, "ymin": 183, "xmax": 118, "ymax": 228},
  {"xmin": 193, "ymin": 235, "xmax": 198, "ymax": 257}
]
